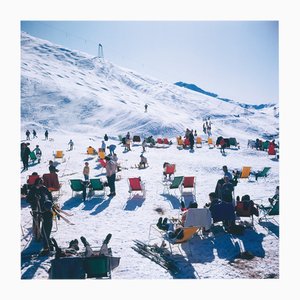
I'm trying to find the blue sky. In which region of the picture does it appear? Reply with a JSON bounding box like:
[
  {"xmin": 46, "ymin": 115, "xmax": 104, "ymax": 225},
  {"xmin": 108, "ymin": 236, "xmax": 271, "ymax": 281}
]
[{"xmin": 21, "ymin": 20, "xmax": 278, "ymax": 105}]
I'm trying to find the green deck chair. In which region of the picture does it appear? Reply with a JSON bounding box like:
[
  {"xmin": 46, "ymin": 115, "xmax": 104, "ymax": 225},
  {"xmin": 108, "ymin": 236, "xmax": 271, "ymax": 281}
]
[
  {"xmin": 89, "ymin": 178, "xmax": 105, "ymax": 196},
  {"xmin": 259, "ymin": 200, "xmax": 279, "ymax": 222},
  {"xmin": 255, "ymin": 167, "xmax": 271, "ymax": 181},
  {"xmin": 166, "ymin": 176, "xmax": 184, "ymax": 195},
  {"xmin": 84, "ymin": 256, "xmax": 112, "ymax": 279},
  {"xmin": 69, "ymin": 179, "xmax": 84, "ymax": 197}
]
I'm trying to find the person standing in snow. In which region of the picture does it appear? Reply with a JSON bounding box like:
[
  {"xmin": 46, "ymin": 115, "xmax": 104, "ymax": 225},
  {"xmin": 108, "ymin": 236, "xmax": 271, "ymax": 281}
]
[
  {"xmin": 105, "ymin": 155, "xmax": 117, "ymax": 197},
  {"xmin": 49, "ymin": 160, "xmax": 59, "ymax": 173},
  {"xmin": 189, "ymin": 129, "xmax": 195, "ymax": 150},
  {"xmin": 221, "ymin": 176, "xmax": 235, "ymax": 204},
  {"xmin": 142, "ymin": 139, "xmax": 147, "ymax": 152},
  {"xmin": 83, "ymin": 162, "xmax": 90, "ymax": 181},
  {"xmin": 144, "ymin": 104, "xmax": 148, "ymax": 112},
  {"xmin": 104, "ymin": 133, "xmax": 108, "ymax": 141},
  {"xmin": 101, "ymin": 140, "xmax": 106, "ymax": 152},
  {"xmin": 26, "ymin": 130, "xmax": 30, "ymax": 140},
  {"xmin": 33, "ymin": 145, "xmax": 42, "ymax": 163},
  {"xmin": 44, "ymin": 130, "xmax": 49, "ymax": 140},
  {"xmin": 21, "ymin": 142, "xmax": 31, "ymax": 171},
  {"xmin": 68, "ymin": 139, "xmax": 74, "ymax": 151},
  {"xmin": 32, "ymin": 129, "xmax": 37, "ymax": 139}
]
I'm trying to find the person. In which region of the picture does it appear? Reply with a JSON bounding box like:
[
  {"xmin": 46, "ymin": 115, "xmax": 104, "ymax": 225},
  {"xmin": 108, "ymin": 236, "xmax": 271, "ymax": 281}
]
[
  {"xmin": 203, "ymin": 123, "xmax": 207, "ymax": 134},
  {"xmin": 144, "ymin": 104, "xmax": 148, "ymax": 112},
  {"xmin": 83, "ymin": 162, "xmax": 90, "ymax": 181},
  {"xmin": 49, "ymin": 160, "xmax": 59, "ymax": 173},
  {"xmin": 26, "ymin": 177, "xmax": 53, "ymax": 243},
  {"xmin": 21, "ymin": 142, "xmax": 31, "ymax": 171},
  {"xmin": 188, "ymin": 130, "xmax": 195, "ymax": 150},
  {"xmin": 125, "ymin": 137, "xmax": 131, "ymax": 151},
  {"xmin": 68, "ymin": 139, "xmax": 74, "ymax": 151},
  {"xmin": 45, "ymin": 130, "xmax": 49, "ymax": 140},
  {"xmin": 107, "ymin": 144, "xmax": 116, "ymax": 155},
  {"xmin": 26, "ymin": 130, "xmax": 30, "ymax": 140},
  {"xmin": 142, "ymin": 139, "xmax": 147, "ymax": 152},
  {"xmin": 32, "ymin": 129, "xmax": 37, "ymax": 138},
  {"xmin": 105, "ymin": 155, "xmax": 117, "ymax": 197},
  {"xmin": 194, "ymin": 130, "xmax": 197, "ymax": 137},
  {"xmin": 205, "ymin": 192, "xmax": 222, "ymax": 211},
  {"xmin": 269, "ymin": 186, "xmax": 279, "ymax": 206},
  {"xmin": 33, "ymin": 145, "xmax": 42, "ymax": 163},
  {"xmin": 238, "ymin": 194, "xmax": 259, "ymax": 217},
  {"xmin": 104, "ymin": 133, "xmax": 108, "ymax": 141},
  {"xmin": 138, "ymin": 154, "xmax": 148, "ymax": 169},
  {"xmin": 219, "ymin": 137, "xmax": 226, "ymax": 154},
  {"xmin": 222, "ymin": 165, "xmax": 233, "ymax": 181},
  {"xmin": 40, "ymin": 199, "xmax": 54, "ymax": 254},
  {"xmin": 101, "ymin": 140, "xmax": 106, "ymax": 152},
  {"xmin": 221, "ymin": 176, "xmax": 234, "ymax": 204}
]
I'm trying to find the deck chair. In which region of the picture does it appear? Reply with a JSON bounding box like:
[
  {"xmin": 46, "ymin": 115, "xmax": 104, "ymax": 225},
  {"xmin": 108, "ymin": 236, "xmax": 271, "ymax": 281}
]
[
  {"xmin": 258, "ymin": 201, "xmax": 279, "ymax": 222},
  {"xmin": 181, "ymin": 176, "xmax": 196, "ymax": 195},
  {"xmin": 184, "ymin": 208, "xmax": 212, "ymax": 231},
  {"xmin": 54, "ymin": 150, "xmax": 64, "ymax": 159},
  {"xmin": 69, "ymin": 179, "xmax": 85, "ymax": 197},
  {"xmin": 235, "ymin": 201, "xmax": 258, "ymax": 225},
  {"xmin": 240, "ymin": 166, "xmax": 252, "ymax": 179},
  {"xmin": 128, "ymin": 177, "xmax": 145, "ymax": 198},
  {"xmin": 42, "ymin": 173, "xmax": 61, "ymax": 195},
  {"xmin": 163, "ymin": 138, "xmax": 170, "ymax": 145},
  {"xmin": 207, "ymin": 137, "xmax": 214, "ymax": 148},
  {"xmin": 253, "ymin": 167, "xmax": 271, "ymax": 181},
  {"xmin": 163, "ymin": 226, "xmax": 199, "ymax": 254},
  {"xmin": 164, "ymin": 164, "xmax": 176, "ymax": 180},
  {"xmin": 84, "ymin": 256, "xmax": 112, "ymax": 279},
  {"xmin": 165, "ymin": 176, "xmax": 184, "ymax": 195},
  {"xmin": 177, "ymin": 137, "xmax": 184, "ymax": 149},
  {"xmin": 89, "ymin": 178, "xmax": 105, "ymax": 196},
  {"xmin": 184, "ymin": 138, "xmax": 190, "ymax": 148},
  {"xmin": 27, "ymin": 174, "xmax": 40, "ymax": 186},
  {"xmin": 196, "ymin": 136, "xmax": 202, "ymax": 148}
]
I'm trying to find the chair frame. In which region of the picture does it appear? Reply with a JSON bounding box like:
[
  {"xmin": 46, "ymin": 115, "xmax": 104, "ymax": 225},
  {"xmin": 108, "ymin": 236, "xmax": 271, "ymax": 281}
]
[{"xmin": 128, "ymin": 177, "xmax": 146, "ymax": 198}]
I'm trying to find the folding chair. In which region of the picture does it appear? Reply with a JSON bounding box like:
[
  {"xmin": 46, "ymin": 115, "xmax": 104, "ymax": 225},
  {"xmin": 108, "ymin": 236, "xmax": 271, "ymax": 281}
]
[
  {"xmin": 240, "ymin": 166, "xmax": 252, "ymax": 179},
  {"xmin": 54, "ymin": 150, "xmax": 64, "ymax": 159},
  {"xmin": 253, "ymin": 167, "xmax": 271, "ymax": 181},
  {"xmin": 84, "ymin": 256, "xmax": 112, "ymax": 279},
  {"xmin": 69, "ymin": 179, "xmax": 85, "ymax": 197},
  {"xmin": 181, "ymin": 176, "xmax": 196, "ymax": 195},
  {"xmin": 89, "ymin": 178, "xmax": 106, "ymax": 197},
  {"xmin": 177, "ymin": 137, "xmax": 184, "ymax": 149},
  {"xmin": 258, "ymin": 201, "xmax": 279, "ymax": 223},
  {"xmin": 163, "ymin": 226, "xmax": 199, "ymax": 254},
  {"xmin": 27, "ymin": 174, "xmax": 40, "ymax": 186},
  {"xmin": 208, "ymin": 137, "xmax": 214, "ymax": 148},
  {"xmin": 128, "ymin": 177, "xmax": 145, "ymax": 198},
  {"xmin": 164, "ymin": 164, "xmax": 176, "ymax": 180},
  {"xmin": 235, "ymin": 201, "xmax": 258, "ymax": 225},
  {"xmin": 164, "ymin": 176, "xmax": 183, "ymax": 195},
  {"xmin": 87, "ymin": 146, "xmax": 96, "ymax": 155},
  {"xmin": 42, "ymin": 173, "xmax": 61, "ymax": 197},
  {"xmin": 196, "ymin": 136, "xmax": 202, "ymax": 148},
  {"xmin": 184, "ymin": 208, "xmax": 212, "ymax": 232}
]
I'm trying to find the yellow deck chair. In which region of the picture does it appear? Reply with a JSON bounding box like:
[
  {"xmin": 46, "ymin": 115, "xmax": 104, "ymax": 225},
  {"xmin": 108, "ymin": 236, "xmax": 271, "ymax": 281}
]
[
  {"xmin": 207, "ymin": 137, "xmax": 214, "ymax": 148},
  {"xmin": 196, "ymin": 136, "xmax": 202, "ymax": 147},
  {"xmin": 177, "ymin": 137, "xmax": 184, "ymax": 148},
  {"xmin": 55, "ymin": 150, "xmax": 64, "ymax": 158},
  {"xmin": 165, "ymin": 226, "xmax": 199, "ymax": 254},
  {"xmin": 240, "ymin": 166, "xmax": 252, "ymax": 179},
  {"xmin": 98, "ymin": 150, "xmax": 106, "ymax": 159}
]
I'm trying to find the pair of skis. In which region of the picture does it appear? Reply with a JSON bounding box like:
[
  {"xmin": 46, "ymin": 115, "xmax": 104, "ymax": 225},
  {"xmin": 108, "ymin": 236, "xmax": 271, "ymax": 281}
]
[
  {"xmin": 52, "ymin": 205, "xmax": 74, "ymax": 225},
  {"xmin": 132, "ymin": 240, "xmax": 179, "ymax": 274}
]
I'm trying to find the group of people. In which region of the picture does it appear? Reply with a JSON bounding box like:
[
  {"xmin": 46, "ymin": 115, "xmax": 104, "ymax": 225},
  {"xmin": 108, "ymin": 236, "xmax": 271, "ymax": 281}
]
[{"xmin": 25, "ymin": 129, "xmax": 49, "ymax": 140}]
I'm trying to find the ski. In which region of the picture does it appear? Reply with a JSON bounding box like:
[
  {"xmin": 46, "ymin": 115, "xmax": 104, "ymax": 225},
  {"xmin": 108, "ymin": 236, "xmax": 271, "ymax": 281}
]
[
  {"xmin": 53, "ymin": 205, "xmax": 73, "ymax": 216},
  {"xmin": 21, "ymin": 250, "xmax": 56, "ymax": 260},
  {"xmin": 53, "ymin": 207, "xmax": 75, "ymax": 225},
  {"xmin": 132, "ymin": 240, "xmax": 179, "ymax": 274}
]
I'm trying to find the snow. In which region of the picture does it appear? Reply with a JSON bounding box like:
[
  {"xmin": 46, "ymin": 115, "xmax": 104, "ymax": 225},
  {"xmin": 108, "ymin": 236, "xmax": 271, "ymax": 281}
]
[{"xmin": 17, "ymin": 32, "xmax": 287, "ymax": 297}]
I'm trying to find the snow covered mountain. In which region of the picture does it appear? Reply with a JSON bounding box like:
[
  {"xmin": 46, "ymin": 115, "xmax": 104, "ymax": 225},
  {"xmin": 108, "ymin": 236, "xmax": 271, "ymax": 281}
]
[{"xmin": 21, "ymin": 32, "xmax": 278, "ymax": 142}]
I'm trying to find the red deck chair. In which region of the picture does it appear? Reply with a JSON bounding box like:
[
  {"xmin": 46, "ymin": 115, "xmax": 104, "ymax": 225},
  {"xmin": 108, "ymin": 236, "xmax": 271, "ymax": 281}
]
[
  {"xmin": 27, "ymin": 174, "xmax": 40, "ymax": 186},
  {"xmin": 128, "ymin": 177, "xmax": 145, "ymax": 198},
  {"xmin": 184, "ymin": 138, "xmax": 190, "ymax": 147},
  {"xmin": 181, "ymin": 176, "xmax": 196, "ymax": 194},
  {"xmin": 165, "ymin": 164, "xmax": 176, "ymax": 178},
  {"xmin": 163, "ymin": 138, "xmax": 169, "ymax": 145},
  {"xmin": 156, "ymin": 138, "xmax": 163, "ymax": 144},
  {"xmin": 42, "ymin": 173, "xmax": 61, "ymax": 194}
]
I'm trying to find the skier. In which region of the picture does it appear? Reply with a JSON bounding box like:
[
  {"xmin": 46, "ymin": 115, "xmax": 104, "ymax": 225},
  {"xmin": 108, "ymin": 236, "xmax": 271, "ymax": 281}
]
[
  {"xmin": 26, "ymin": 130, "xmax": 30, "ymax": 140},
  {"xmin": 107, "ymin": 144, "xmax": 116, "ymax": 155},
  {"xmin": 144, "ymin": 104, "xmax": 148, "ymax": 112},
  {"xmin": 68, "ymin": 139, "xmax": 74, "ymax": 151},
  {"xmin": 33, "ymin": 145, "xmax": 42, "ymax": 163},
  {"xmin": 138, "ymin": 154, "xmax": 148, "ymax": 169},
  {"xmin": 32, "ymin": 129, "xmax": 37, "ymax": 138},
  {"xmin": 104, "ymin": 133, "xmax": 108, "ymax": 141},
  {"xmin": 45, "ymin": 130, "xmax": 49, "ymax": 140}
]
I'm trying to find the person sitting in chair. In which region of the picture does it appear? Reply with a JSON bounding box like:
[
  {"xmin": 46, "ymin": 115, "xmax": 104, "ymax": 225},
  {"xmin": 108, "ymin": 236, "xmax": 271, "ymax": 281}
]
[{"xmin": 138, "ymin": 154, "xmax": 148, "ymax": 169}]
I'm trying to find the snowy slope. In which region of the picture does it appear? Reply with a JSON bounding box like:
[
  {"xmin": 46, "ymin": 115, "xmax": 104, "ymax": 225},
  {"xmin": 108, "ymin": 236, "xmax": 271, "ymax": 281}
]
[
  {"xmin": 21, "ymin": 32, "xmax": 278, "ymax": 142},
  {"xmin": 20, "ymin": 32, "xmax": 279, "ymax": 283}
]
